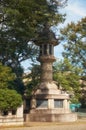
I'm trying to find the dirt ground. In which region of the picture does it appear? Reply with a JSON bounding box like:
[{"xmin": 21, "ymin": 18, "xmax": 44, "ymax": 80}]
[{"xmin": 0, "ymin": 119, "xmax": 86, "ymax": 130}]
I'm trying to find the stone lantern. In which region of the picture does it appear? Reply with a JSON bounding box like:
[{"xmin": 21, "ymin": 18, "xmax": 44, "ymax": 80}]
[{"xmin": 29, "ymin": 25, "xmax": 77, "ymax": 122}]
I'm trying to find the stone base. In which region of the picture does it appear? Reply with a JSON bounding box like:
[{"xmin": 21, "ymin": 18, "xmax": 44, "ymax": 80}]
[
  {"xmin": 29, "ymin": 81, "xmax": 77, "ymax": 122},
  {"xmin": 29, "ymin": 109, "xmax": 77, "ymax": 122},
  {"xmin": 0, "ymin": 117, "xmax": 24, "ymax": 126},
  {"xmin": 0, "ymin": 105, "xmax": 24, "ymax": 126}
]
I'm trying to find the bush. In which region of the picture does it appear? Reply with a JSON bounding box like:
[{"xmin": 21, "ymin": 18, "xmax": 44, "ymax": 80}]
[{"xmin": 0, "ymin": 89, "xmax": 22, "ymax": 111}]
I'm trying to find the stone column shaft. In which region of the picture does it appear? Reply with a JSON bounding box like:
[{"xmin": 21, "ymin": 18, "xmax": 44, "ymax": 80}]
[
  {"xmin": 48, "ymin": 99, "xmax": 54, "ymax": 109},
  {"xmin": 63, "ymin": 99, "xmax": 70, "ymax": 111},
  {"xmin": 41, "ymin": 62, "xmax": 53, "ymax": 82}
]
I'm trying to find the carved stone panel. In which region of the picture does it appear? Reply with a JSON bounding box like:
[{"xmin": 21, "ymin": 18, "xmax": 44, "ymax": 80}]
[
  {"xmin": 37, "ymin": 99, "xmax": 48, "ymax": 108},
  {"xmin": 54, "ymin": 99, "xmax": 63, "ymax": 108}
]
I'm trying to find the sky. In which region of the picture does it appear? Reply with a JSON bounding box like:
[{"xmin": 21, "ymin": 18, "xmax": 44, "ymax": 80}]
[{"xmin": 22, "ymin": 0, "xmax": 86, "ymax": 72}]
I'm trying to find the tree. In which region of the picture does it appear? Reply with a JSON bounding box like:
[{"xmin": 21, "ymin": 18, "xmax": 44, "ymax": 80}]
[
  {"xmin": 0, "ymin": 62, "xmax": 15, "ymax": 89},
  {"xmin": 24, "ymin": 59, "xmax": 81, "ymax": 103},
  {"xmin": 53, "ymin": 59, "xmax": 81, "ymax": 103},
  {"xmin": 0, "ymin": 89, "xmax": 22, "ymax": 111},
  {"xmin": 0, "ymin": 0, "xmax": 68, "ymax": 94},
  {"xmin": 0, "ymin": 62, "xmax": 24, "ymax": 94},
  {"xmin": 60, "ymin": 17, "xmax": 86, "ymax": 75},
  {"xmin": 0, "ymin": 63, "xmax": 22, "ymax": 111},
  {"xmin": 24, "ymin": 63, "xmax": 41, "ymax": 96},
  {"xmin": 0, "ymin": 0, "xmax": 67, "ymax": 69}
]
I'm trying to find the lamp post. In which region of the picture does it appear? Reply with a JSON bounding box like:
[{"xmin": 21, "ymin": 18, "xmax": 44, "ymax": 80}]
[{"xmin": 29, "ymin": 25, "xmax": 77, "ymax": 122}]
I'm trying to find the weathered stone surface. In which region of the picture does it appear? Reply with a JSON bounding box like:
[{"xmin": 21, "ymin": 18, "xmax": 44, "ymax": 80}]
[
  {"xmin": 29, "ymin": 113, "xmax": 77, "ymax": 122},
  {"xmin": 0, "ymin": 105, "xmax": 24, "ymax": 126},
  {"xmin": 29, "ymin": 30, "xmax": 77, "ymax": 122}
]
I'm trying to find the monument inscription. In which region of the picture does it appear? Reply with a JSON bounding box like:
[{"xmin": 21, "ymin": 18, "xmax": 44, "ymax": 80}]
[
  {"xmin": 54, "ymin": 99, "xmax": 63, "ymax": 108},
  {"xmin": 37, "ymin": 99, "xmax": 48, "ymax": 108}
]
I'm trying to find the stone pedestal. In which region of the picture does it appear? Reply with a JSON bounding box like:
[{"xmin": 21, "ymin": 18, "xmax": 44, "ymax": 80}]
[{"xmin": 29, "ymin": 81, "xmax": 77, "ymax": 122}]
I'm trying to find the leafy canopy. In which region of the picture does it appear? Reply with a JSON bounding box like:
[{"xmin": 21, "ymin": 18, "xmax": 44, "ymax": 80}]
[
  {"xmin": 53, "ymin": 59, "xmax": 81, "ymax": 103},
  {"xmin": 0, "ymin": 62, "xmax": 15, "ymax": 89},
  {"xmin": 24, "ymin": 63, "xmax": 41, "ymax": 96},
  {"xmin": 0, "ymin": 89, "xmax": 22, "ymax": 111},
  {"xmin": 0, "ymin": 0, "xmax": 67, "ymax": 68},
  {"xmin": 60, "ymin": 17, "xmax": 86, "ymax": 75},
  {"xmin": 25, "ymin": 59, "xmax": 81, "ymax": 103},
  {"xmin": 0, "ymin": 63, "xmax": 22, "ymax": 111}
]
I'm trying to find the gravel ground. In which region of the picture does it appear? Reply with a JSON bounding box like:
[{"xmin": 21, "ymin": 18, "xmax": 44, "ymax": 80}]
[
  {"xmin": 1, "ymin": 125, "xmax": 86, "ymax": 130},
  {"xmin": 0, "ymin": 120, "xmax": 86, "ymax": 130}
]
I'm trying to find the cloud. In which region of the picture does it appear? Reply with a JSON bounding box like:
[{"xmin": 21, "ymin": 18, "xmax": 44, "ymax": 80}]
[
  {"xmin": 66, "ymin": 1, "xmax": 86, "ymax": 17},
  {"xmin": 59, "ymin": 0, "xmax": 86, "ymax": 26}
]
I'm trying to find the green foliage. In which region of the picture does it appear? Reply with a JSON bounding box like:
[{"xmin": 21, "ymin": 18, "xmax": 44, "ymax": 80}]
[
  {"xmin": 24, "ymin": 58, "xmax": 82, "ymax": 104},
  {"xmin": 0, "ymin": 62, "xmax": 24, "ymax": 94},
  {"xmin": 25, "ymin": 64, "xmax": 41, "ymax": 96},
  {"xmin": 60, "ymin": 17, "xmax": 86, "ymax": 75},
  {"xmin": 0, "ymin": 89, "xmax": 22, "ymax": 111},
  {"xmin": 0, "ymin": 63, "xmax": 22, "ymax": 111},
  {"xmin": 53, "ymin": 59, "xmax": 81, "ymax": 103},
  {"xmin": 80, "ymin": 94, "xmax": 86, "ymax": 108},
  {"xmin": 0, "ymin": 0, "xmax": 67, "ymax": 67},
  {"xmin": 0, "ymin": 0, "xmax": 67, "ymax": 94},
  {"xmin": 25, "ymin": 59, "xmax": 81, "ymax": 104},
  {"xmin": 0, "ymin": 62, "xmax": 15, "ymax": 89},
  {"xmin": 0, "ymin": 0, "xmax": 70, "ymax": 106}
]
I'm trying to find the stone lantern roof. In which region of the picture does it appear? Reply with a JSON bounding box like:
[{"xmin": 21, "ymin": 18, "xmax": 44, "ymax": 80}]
[{"xmin": 35, "ymin": 25, "xmax": 59, "ymax": 46}]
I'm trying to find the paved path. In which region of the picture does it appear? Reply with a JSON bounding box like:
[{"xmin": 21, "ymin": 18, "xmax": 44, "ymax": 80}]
[{"xmin": 0, "ymin": 120, "xmax": 86, "ymax": 130}]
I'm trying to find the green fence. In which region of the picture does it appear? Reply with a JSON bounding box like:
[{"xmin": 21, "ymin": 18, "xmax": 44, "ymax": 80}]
[{"xmin": 70, "ymin": 103, "xmax": 81, "ymax": 112}]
